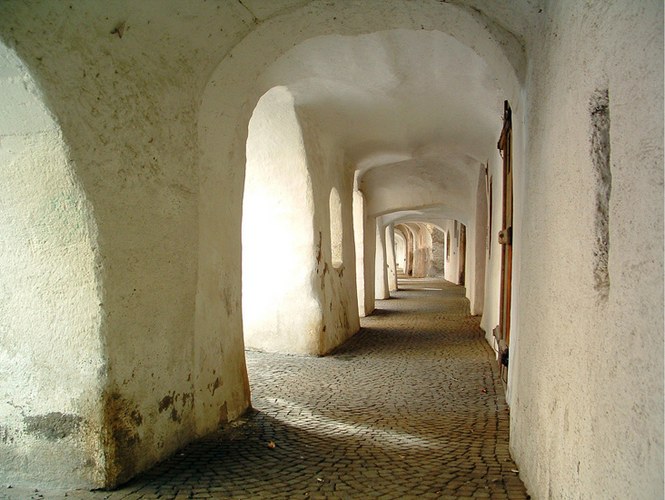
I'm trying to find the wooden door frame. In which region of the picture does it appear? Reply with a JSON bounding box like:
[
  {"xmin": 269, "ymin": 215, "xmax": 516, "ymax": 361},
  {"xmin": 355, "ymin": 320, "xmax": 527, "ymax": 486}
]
[
  {"xmin": 458, "ymin": 223, "xmax": 466, "ymax": 286},
  {"xmin": 497, "ymin": 100, "xmax": 513, "ymax": 348}
]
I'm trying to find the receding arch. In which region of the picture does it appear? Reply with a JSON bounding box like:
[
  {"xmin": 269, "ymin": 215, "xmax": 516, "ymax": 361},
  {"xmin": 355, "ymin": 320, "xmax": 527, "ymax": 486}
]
[
  {"xmin": 197, "ymin": 0, "xmax": 523, "ymax": 450},
  {"xmin": 242, "ymin": 86, "xmax": 322, "ymax": 354},
  {"xmin": 329, "ymin": 187, "xmax": 343, "ymax": 268},
  {"xmin": 0, "ymin": 43, "xmax": 104, "ymax": 488},
  {"xmin": 394, "ymin": 227, "xmax": 408, "ymax": 273}
]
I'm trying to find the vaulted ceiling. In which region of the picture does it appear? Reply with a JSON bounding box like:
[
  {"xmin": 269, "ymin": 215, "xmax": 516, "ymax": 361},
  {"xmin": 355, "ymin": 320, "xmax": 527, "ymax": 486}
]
[{"xmin": 256, "ymin": 27, "xmax": 514, "ymax": 226}]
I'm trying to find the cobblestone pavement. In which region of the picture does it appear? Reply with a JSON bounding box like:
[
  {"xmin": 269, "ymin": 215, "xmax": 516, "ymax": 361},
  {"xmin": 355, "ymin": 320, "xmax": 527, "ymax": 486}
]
[{"xmin": 4, "ymin": 278, "xmax": 529, "ymax": 499}]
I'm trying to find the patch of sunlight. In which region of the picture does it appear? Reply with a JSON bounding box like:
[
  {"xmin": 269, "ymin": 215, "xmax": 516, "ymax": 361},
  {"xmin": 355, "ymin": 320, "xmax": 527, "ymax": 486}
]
[{"xmin": 269, "ymin": 398, "xmax": 442, "ymax": 450}]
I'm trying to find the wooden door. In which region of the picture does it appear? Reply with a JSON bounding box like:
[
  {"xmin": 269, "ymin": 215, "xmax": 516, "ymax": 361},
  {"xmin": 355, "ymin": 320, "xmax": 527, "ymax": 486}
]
[{"xmin": 498, "ymin": 101, "xmax": 513, "ymax": 346}]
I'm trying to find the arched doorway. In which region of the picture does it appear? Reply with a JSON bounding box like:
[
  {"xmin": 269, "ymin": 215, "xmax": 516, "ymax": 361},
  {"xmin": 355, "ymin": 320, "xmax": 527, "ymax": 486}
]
[{"xmin": 242, "ymin": 86, "xmax": 323, "ymax": 354}]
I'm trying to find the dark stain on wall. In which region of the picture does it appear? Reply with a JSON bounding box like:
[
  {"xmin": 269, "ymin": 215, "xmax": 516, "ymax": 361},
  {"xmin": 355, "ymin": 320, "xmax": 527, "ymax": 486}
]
[
  {"xmin": 158, "ymin": 394, "xmax": 174, "ymax": 413},
  {"xmin": 0, "ymin": 426, "xmax": 15, "ymax": 444},
  {"xmin": 219, "ymin": 401, "xmax": 228, "ymax": 425},
  {"xmin": 589, "ymin": 88, "xmax": 611, "ymax": 300},
  {"xmin": 316, "ymin": 231, "xmax": 323, "ymax": 264},
  {"xmin": 209, "ymin": 377, "xmax": 222, "ymax": 395},
  {"xmin": 102, "ymin": 389, "xmax": 143, "ymax": 488},
  {"xmin": 23, "ymin": 412, "xmax": 82, "ymax": 441},
  {"xmin": 223, "ymin": 292, "xmax": 234, "ymax": 317},
  {"xmin": 158, "ymin": 391, "xmax": 194, "ymax": 423}
]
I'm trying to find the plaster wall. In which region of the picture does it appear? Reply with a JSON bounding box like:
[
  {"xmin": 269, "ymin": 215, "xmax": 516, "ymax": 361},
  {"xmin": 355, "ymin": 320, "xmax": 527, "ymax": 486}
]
[
  {"xmin": 394, "ymin": 231, "xmax": 407, "ymax": 272},
  {"xmin": 397, "ymin": 223, "xmax": 413, "ymax": 276},
  {"xmin": 353, "ymin": 190, "xmax": 371, "ymax": 316},
  {"xmin": 298, "ymin": 110, "xmax": 361, "ymax": 354},
  {"xmin": 9, "ymin": 0, "xmax": 653, "ymax": 496},
  {"xmin": 480, "ymin": 153, "xmax": 504, "ymax": 343},
  {"xmin": 457, "ymin": 222, "xmax": 487, "ymax": 317},
  {"xmin": 429, "ymin": 225, "xmax": 445, "ymax": 277},
  {"xmin": 362, "ymin": 215, "xmax": 377, "ymax": 315},
  {"xmin": 243, "ymin": 87, "xmax": 359, "ymax": 356},
  {"xmin": 396, "ymin": 224, "xmax": 414, "ymax": 276},
  {"xmin": 441, "ymin": 221, "xmax": 461, "ymax": 285},
  {"xmin": 0, "ymin": 0, "xmax": 259, "ymax": 487},
  {"xmin": 385, "ymin": 226, "xmax": 398, "ymax": 291},
  {"xmin": 411, "ymin": 224, "xmax": 434, "ymax": 278},
  {"xmin": 0, "ymin": 44, "xmax": 104, "ymax": 489},
  {"xmin": 471, "ymin": 168, "xmax": 487, "ymax": 316},
  {"xmin": 374, "ymin": 219, "xmax": 389, "ymax": 300},
  {"xmin": 510, "ymin": 1, "xmax": 664, "ymax": 498}
]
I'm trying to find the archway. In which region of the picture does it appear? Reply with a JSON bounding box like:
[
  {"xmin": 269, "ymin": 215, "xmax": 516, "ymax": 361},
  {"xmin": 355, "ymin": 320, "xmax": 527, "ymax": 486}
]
[
  {"xmin": 242, "ymin": 86, "xmax": 322, "ymax": 354},
  {"xmin": 329, "ymin": 187, "xmax": 344, "ymax": 269},
  {"xmin": 197, "ymin": 0, "xmax": 522, "ymax": 480},
  {"xmin": 394, "ymin": 227, "xmax": 407, "ymax": 273}
]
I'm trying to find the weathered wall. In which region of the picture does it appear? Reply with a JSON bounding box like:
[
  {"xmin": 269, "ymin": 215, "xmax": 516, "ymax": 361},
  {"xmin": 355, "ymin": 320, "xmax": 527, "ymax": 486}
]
[
  {"xmin": 3, "ymin": 1, "xmax": 660, "ymax": 497},
  {"xmin": 468, "ymin": 168, "xmax": 487, "ymax": 316},
  {"xmin": 469, "ymin": 168, "xmax": 489, "ymax": 314},
  {"xmin": 385, "ymin": 226, "xmax": 399, "ymax": 291},
  {"xmin": 394, "ymin": 230, "xmax": 407, "ymax": 272},
  {"xmin": 510, "ymin": 1, "xmax": 664, "ymax": 498},
  {"xmin": 362, "ymin": 214, "xmax": 377, "ymax": 314},
  {"xmin": 397, "ymin": 224, "xmax": 414, "ymax": 276},
  {"xmin": 0, "ymin": 43, "xmax": 105, "ymax": 489},
  {"xmin": 0, "ymin": 0, "xmax": 257, "ymax": 488},
  {"xmin": 442, "ymin": 221, "xmax": 461, "ymax": 285},
  {"xmin": 353, "ymin": 190, "xmax": 373, "ymax": 316},
  {"xmin": 411, "ymin": 223, "xmax": 433, "ymax": 278},
  {"xmin": 374, "ymin": 218, "xmax": 390, "ymax": 299},
  {"xmin": 299, "ymin": 110, "xmax": 361, "ymax": 354},
  {"xmin": 480, "ymin": 152, "xmax": 503, "ymax": 343},
  {"xmin": 429, "ymin": 225, "xmax": 446, "ymax": 277},
  {"xmin": 242, "ymin": 88, "xmax": 358, "ymax": 356}
]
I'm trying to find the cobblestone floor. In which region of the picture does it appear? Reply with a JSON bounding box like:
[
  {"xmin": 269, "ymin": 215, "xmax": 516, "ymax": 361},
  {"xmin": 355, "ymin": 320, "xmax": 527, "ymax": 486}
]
[{"xmin": 4, "ymin": 278, "xmax": 529, "ymax": 499}]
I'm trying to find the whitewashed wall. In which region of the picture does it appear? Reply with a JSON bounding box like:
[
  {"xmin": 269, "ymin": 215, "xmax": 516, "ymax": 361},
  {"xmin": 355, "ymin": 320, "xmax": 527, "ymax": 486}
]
[
  {"xmin": 0, "ymin": 44, "xmax": 104, "ymax": 489},
  {"xmin": 510, "ymin": 2, "xmax": 663, "ymax": 498}
]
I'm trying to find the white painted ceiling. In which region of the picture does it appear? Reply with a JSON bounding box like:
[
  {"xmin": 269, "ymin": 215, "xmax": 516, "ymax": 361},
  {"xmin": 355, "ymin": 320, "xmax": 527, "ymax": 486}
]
[{"xmin": 259, "ymin": 28, "xmax": 511, "ymax": 224}]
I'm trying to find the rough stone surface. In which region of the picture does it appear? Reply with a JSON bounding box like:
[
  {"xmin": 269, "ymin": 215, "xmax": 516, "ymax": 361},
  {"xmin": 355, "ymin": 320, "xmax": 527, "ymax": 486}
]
[{"xmin": 1, "ymin": 279, "xmax": 528, "ymax": 499}]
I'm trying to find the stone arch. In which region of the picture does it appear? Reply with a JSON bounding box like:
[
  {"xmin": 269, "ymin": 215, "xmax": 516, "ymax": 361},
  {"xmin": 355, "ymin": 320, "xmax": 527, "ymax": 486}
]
[
  {"xmin": 382, "ymin": 206, "xmax": 485, "ymax": 312},
  {"xmin": 242, "ymin": 86, "xmax": 322, "ymax": 354},
  {"xmin": 0, "ymin": 43, "xmax": 104, "ymax": 488},
  {"xmin": 394, "ymin": 227, "xmax": 408, "ymax": 273},
  {"xmin": 196, "ymin": 0, "xmax": 523, "ymax": 444},
  {"xmin": 329, "ymin": 187, "xmax": 344, "ymax": 269},
  {"xmin": 406, "ymin": 222, "xmax": 433, "ymax": 278},
  {"xmin": 394, "ymin": 223, "xmax": 415, "ymax": 276}
]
